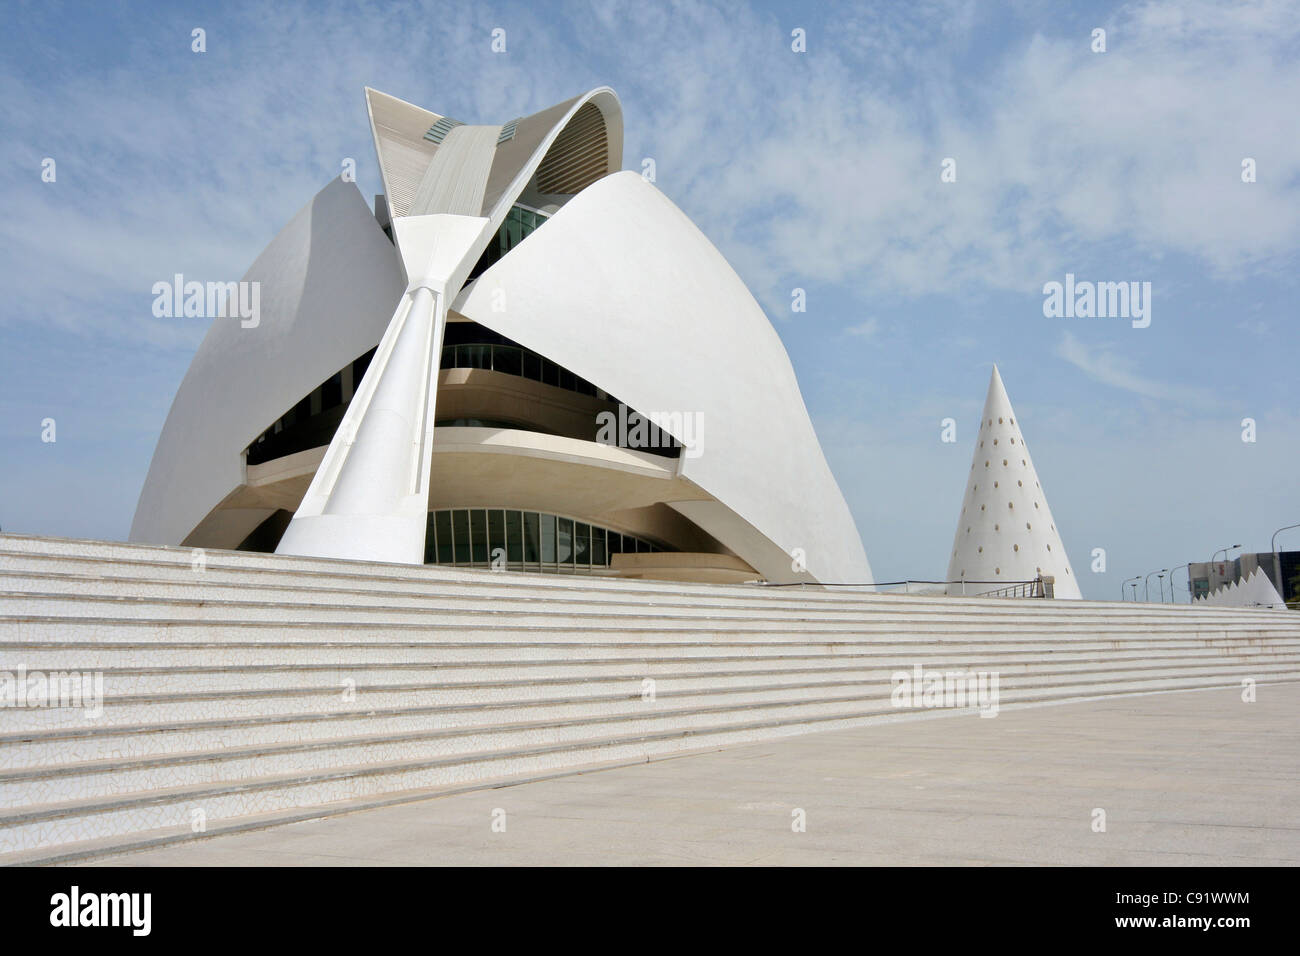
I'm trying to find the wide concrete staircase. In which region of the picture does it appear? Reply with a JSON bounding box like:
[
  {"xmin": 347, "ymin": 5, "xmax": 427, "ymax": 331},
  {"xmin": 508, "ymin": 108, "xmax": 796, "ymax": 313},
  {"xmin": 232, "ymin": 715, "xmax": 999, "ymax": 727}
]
[{"xmin": 2, "ymin": 532, "xmax": 1298, "ymax": 864}]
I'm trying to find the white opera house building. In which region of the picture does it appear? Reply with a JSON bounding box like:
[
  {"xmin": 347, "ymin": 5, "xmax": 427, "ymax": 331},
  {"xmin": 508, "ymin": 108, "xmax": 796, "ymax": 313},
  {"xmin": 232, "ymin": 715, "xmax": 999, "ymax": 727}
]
[{"xmin": 130, "ymin": 87, "xmax": 874, "ymax": 587}]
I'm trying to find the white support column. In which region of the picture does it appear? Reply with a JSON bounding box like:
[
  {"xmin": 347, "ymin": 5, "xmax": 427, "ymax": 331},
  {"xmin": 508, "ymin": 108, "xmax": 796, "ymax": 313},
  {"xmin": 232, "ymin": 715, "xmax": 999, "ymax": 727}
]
[{"xmin": 276, "ymin": 214, "xmax": 491, "ymax": 563}]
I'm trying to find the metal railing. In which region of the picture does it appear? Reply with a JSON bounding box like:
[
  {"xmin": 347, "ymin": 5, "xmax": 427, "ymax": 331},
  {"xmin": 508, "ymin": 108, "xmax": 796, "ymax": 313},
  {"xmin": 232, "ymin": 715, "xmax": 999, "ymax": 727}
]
[
  {"xmin": 977, "ymin": 576, "xmax": 1054, "ymax": 598},
  {"xmin": 440, "ymin": 343, "xmax": 602, "ymax": 398},
  {"xmin": 762, "ymin": 576, "xmax": 1053, "ymax": 598}
]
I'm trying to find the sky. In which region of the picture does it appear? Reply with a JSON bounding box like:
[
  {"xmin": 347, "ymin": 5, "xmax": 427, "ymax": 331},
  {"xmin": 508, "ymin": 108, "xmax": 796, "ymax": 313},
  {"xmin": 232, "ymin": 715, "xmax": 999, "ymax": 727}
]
[{"xmin": 1, "ymin": 0, "xmax": 1297, "ymax": 599}]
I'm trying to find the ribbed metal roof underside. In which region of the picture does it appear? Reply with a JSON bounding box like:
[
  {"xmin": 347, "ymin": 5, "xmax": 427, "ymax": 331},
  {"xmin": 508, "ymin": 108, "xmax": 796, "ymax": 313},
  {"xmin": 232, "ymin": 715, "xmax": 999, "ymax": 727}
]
[
  {"xmin": 368, "ymin": 89, "xmax": 616, "ymax": 223},
  {"xmin": 535, "ymin": 103, "xmax": 609, "ymax": 196},
  {"xmin": 366, "ymin": 89, "xmax": 444, "ymax": 219},
  {"xmin": 408, "ymin": 124, "xmax": 502, "ymax": 217}
]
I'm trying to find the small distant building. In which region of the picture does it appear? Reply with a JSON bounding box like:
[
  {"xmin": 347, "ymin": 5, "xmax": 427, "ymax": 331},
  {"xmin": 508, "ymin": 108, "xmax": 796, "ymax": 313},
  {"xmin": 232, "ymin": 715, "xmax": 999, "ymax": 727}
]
[{"xmin": 1189, "ymin": 552, "xmax": 1299, "ymax": 607}]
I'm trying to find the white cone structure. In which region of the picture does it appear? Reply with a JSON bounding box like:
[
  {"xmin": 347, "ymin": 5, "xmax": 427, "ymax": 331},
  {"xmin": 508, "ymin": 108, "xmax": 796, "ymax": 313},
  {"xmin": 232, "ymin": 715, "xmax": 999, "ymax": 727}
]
[
  {"xmin": 1196, "ymin": 568, "xmax": 1287, "ymax": 609},
  {"xmin": 945, "ymin": 366, "xmax": 1081, "ymax": 598}
]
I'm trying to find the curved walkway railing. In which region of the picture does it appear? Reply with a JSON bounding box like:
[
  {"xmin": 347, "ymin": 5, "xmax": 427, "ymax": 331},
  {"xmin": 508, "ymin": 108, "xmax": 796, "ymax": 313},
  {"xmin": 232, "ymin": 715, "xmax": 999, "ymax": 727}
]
[
  {"xmin": 440, "ymin": 342, "xmax": 603, "ymax": 399},
  {"xmin": 761, "ymin": 576, "xmax": 1053, "ymax": 598}
]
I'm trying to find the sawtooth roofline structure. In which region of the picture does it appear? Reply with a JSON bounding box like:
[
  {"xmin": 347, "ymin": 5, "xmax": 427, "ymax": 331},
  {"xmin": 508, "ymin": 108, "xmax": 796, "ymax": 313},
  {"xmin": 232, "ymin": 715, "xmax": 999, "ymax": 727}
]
[{"xmin": 130, "ymin": 87, "xmax": 873, "ymax": 586}]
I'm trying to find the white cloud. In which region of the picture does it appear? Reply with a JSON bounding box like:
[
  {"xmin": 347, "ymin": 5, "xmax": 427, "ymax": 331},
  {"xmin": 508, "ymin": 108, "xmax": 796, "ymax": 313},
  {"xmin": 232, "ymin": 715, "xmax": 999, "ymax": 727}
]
[
  {"xmin": 1055, "ymin": 331, "xmax": 1216, "ymax": 407},
  {"xmin": 618, "ymin": 0, "xmax": 1300, "ymax": 309},
  {"xmin": 6, "ymin": 0, "xmax": 1295, "ymax": 346},
  {"xmin": 0, "ymin": 0, "xmax": 578, "ymax": 346}
]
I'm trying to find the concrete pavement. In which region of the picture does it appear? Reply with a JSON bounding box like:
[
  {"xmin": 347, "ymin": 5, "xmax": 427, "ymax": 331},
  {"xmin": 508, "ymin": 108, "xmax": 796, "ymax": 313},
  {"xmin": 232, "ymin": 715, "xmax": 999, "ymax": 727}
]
[{"xmin": 87, "ymin": 683, "xmax": 1300, "ymax": 866}]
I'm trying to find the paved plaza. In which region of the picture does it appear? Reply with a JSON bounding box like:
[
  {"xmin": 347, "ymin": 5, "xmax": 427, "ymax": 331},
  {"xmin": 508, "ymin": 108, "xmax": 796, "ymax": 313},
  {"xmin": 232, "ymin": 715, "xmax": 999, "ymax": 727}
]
[{"xmin": 90, "ymin": 684, "xmax": 1300, "ymax": 866}]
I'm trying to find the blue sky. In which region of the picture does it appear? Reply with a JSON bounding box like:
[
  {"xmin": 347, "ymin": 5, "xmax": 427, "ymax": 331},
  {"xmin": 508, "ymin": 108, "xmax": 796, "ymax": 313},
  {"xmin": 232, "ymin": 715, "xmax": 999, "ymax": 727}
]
[{"xmin": 1, "ymin": 0, "xmax": 1297, "ymax": 598}]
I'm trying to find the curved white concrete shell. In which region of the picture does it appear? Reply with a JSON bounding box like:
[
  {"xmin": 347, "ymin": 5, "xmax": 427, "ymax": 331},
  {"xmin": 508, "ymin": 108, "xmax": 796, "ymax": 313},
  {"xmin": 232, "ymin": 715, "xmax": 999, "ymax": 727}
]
[
  {"xmin": 129, "ymin": 178, "xmax": 405, "ymax": 548},
  {"xmin": 453, "ymin": 170, "xmax": 870, "ymax": 585},
  {"xmin": 131, "ymin": 87, "xmax": 870, "ymax": 586},
  {"xmin": 945, "ymin": 366, "xmax": 1081, "ymax": 598},
  {"xmin": 275, "ymin": 88, "xmax": 627, "ymax": 564}
]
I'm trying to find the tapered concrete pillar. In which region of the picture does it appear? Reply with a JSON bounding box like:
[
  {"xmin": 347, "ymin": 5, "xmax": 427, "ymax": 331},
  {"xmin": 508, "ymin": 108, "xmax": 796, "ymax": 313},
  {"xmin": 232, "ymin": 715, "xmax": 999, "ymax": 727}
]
[{"xmin": 276, "ymin": 214, "xmax": 490, "ymax": 563}]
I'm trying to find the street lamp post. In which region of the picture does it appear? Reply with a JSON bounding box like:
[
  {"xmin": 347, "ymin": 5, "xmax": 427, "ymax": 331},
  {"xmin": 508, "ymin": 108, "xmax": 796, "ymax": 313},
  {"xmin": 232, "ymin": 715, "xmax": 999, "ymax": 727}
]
[
  {"xmin": 1144, "ymin": 568, "xmax": 1168, "ymax": 603},
  {"xmin": 1167, "ymin": 563, "xmax": 1190, "ymax": 604},
  {"xmin": 1271, "ymin": 524, "xmax": 1300, "ymax": 604},
  {"xmin": 1122, "ymin": 576, "xmax": 1141, "ymax": 601},
  {"xmin": 1209, "ymin": 544, "xmax": 1242, "ymax": 594}
]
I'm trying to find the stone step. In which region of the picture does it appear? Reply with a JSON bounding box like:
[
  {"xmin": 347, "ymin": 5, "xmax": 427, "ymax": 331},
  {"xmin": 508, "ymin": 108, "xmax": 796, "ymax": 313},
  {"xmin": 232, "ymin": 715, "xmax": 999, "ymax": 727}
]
[
  {"xmin": 8, "ymin": 645, "xmax": 1300, "ymax": 700},
  {"xmin": 0, "ymin": 754, "xmax": 654, "ymax": 866},
  {"xmin": 4, "ymin": 665, "xmax": 1297, "ymax": 811},
  {"xmin": 0, "ymin": 683, "xmax": 883, "ymax": 770},
  {"xmin": 4, "ymin": 674, "xmax": 1297, "ymax": 859},
  {"xmin": 5, "ymin": 637, "xmax": 1299, "ymax": 669},
  {"xmin": 2, "ymin": 534, "xmax": 1289, "ymax": 623},
  {"xmin": 21, "ymin": 593, "xmax": 1228, "ymax": 631},
  {"xmin": 8, "ymin": 591, "xmax": 1292, "ymax": 634},
  {"xmin": 0, "ymin": 573, "xmax": 892, "ymax": 621},
  {"xmin": 6, "ymin": 650, "xmax": 1292, "ymax": 733},
  {"xmin": 2, "ymin": 658, "xmax": 1292, "ymax": 770},
  {"xmin": 8, "ymin": 616, "xmax": 1299, "ymax": 647},
  {"xmin": 6, "ymin": 617, "xmax": 1294, "ymax": 648},
  {"xmin": 2, "ymin": 532, "xmax": 1295, "ymax": 864},
  {"xmin": 0, "ymin": 568, "xmax": 1285, "ymax": 627},
  {"xmin": 0, "ymin": 537, "xmax": 934, "ymax": 612},
  {"xmin": 0, "ymin": 693, "xmax": 992, "ymax": 809}
]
